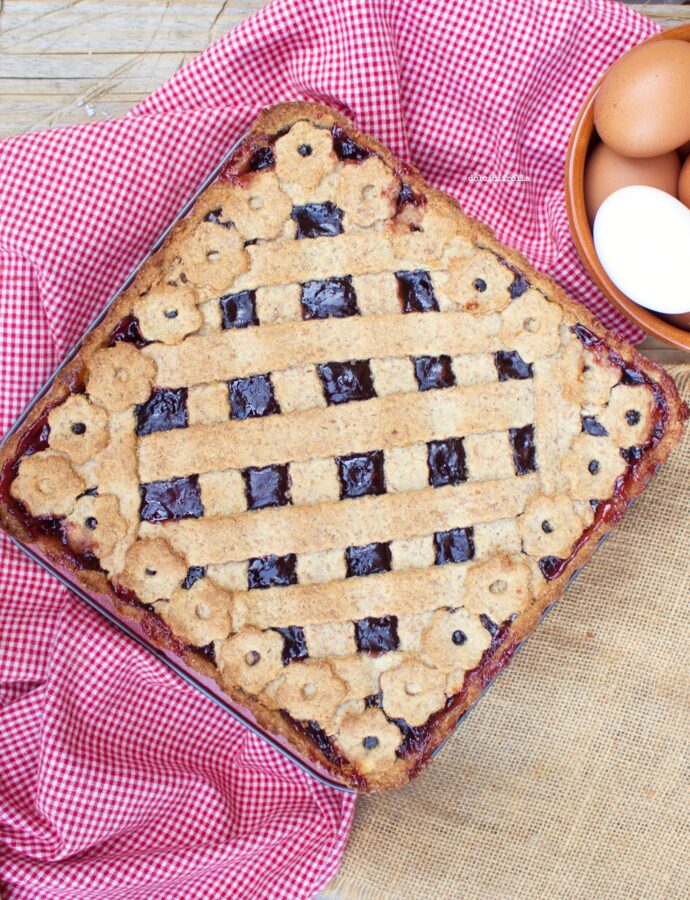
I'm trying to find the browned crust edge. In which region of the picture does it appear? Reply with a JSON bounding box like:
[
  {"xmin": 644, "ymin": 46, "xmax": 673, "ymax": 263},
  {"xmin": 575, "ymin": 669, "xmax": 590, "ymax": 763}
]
[{"xmin": 0, "ymin": 101, "xmax": 687, "ymax": 794}]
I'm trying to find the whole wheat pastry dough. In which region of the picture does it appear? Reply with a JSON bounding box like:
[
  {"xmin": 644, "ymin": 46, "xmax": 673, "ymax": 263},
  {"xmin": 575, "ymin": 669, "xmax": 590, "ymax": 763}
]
[{"xmin": 0, "ymin": 102, "xmax": 686, "ymax": 792}]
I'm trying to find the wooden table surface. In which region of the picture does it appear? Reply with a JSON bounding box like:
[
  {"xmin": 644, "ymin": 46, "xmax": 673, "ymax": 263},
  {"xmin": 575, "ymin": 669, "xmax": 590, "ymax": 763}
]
[{"xmin": 1, "ymin": 0, "xmax": 688, "ymax": 365}]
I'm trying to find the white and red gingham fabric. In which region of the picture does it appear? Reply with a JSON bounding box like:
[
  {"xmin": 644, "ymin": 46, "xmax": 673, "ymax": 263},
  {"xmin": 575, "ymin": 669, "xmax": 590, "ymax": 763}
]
[{"xmin": 0, "ymin": 0, "xmax": 658, "ymax": 896}]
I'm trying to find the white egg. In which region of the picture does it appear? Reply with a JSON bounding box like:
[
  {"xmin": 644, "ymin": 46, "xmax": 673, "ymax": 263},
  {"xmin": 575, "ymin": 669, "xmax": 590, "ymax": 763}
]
[{"xmin": 593, "ymin": 185, "xmax": 690, "ymax": 315}]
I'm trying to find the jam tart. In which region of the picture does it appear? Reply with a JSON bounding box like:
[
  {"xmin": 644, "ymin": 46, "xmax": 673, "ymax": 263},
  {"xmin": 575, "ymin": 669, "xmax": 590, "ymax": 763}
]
[{"xmin": 0, "ymin": 102, "xmax": 687, "ymax": 792}]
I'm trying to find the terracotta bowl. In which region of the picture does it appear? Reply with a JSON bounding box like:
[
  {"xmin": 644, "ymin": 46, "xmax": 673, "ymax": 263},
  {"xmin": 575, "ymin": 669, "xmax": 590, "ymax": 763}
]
[{"xmin": 565, "ymin": 24, "xmax": 690, "ymax": 352}]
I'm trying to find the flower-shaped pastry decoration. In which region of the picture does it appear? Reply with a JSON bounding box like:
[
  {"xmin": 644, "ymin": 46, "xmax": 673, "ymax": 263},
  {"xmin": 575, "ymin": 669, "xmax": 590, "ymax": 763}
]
[
  {"xmin": 118, "ymin": 537, "xmax": 188, "ymax": 605},
  {"xmin": 216, "ymin": 172, "xmax": 293, "ymax": 241},
  {"xmin": 218, "ymin": 627, "xmax": 285, "ymax": 695},
  {"xmin": 167, "ymin": 219, "xmax": 248, "ymax": 295},
  {"xmin": 133, "ymin": 281, "xmax": 203, "ymax": 345},
  {"xmin": 421, "ymin": 607, "xmax": 492, "ymax": 673},
  {"xmin": 274, "ymin": 659, "xmax": 347, "ymax": 725},
  {"xmin": 500, "ymin": 290, "xmax": 563, "ymax": 362},
  {"xmin": 10, "ymin": 450, "xmax": 85, "ymax": 518},
  {"xmin": 65, "ymin": 494, "xmax": 128, "ymax": 560},
  {"xmin": 47, "ymin": 394, "xmax": 109, "ymax": 464},
  {"xmin": 335, "ymin": 707, "xmax": 402, "ymax": 774},
  {"xmin": 335, "ymin": 157, "xmax": 400, "ymax": 227},
  {"xmin": 463, "ymin": 554, "xmax": 532, "ymax": 624},
  {"xmin": 600, "ymin": 383, "xmax": 655, "ymax": 447},
  {"xmin": 275, "ymin": 121, "xmax": 338, "ymax": 192},
  {"xmin": 162, "ymin": 580, "xmax": 232, "ymax": 647},
  {"xmin": 562, "ymin": 434, "xmax": 628, "ymax": 501},
  {"xmin": 445, "ymin": 248, "xmax": 515, "ymax": 314},
  {"xmin": 380, "ymin": 660, "xmax": 446, "ymax": 726},
  {"xmin": 518, "ymin": 493, "xmax": 588, "ymax": 560},
  {"xmin": 86, "ymin": 342, "xmax": 156, "ymax": 412}
]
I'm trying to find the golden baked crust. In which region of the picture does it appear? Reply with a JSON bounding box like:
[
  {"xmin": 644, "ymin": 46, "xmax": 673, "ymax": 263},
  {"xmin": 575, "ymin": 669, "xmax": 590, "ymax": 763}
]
[{"xmin": 0, "ymin": 102, "xmax": 687, "ymax": 793}]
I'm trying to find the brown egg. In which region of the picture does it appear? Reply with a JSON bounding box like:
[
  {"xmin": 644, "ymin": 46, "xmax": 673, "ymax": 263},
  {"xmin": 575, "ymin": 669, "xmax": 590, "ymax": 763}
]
[
  {"xmin": 584, "ymin": 143, "xmax": 680, "ymax": 223},
  {"xmin": 594, "ymin": 39, "xmax": 690, "ymax": 158},
  {"xmin": 678, "ymin": 155, "xmax": 690, "ymax": 209}
]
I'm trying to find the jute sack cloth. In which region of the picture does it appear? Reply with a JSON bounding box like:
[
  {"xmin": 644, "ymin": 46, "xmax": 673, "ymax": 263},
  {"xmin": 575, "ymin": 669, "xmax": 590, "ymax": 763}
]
[{"xmin": 325, "ymin": 365, "xmax": 690, "ymax": 900}]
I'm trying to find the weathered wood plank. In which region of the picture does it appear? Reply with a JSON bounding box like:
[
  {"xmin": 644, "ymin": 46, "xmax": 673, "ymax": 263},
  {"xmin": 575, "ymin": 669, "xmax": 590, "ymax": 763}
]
[{"xmin": 0, "ymin": 1, "xmax": 266, "ymax": 52}]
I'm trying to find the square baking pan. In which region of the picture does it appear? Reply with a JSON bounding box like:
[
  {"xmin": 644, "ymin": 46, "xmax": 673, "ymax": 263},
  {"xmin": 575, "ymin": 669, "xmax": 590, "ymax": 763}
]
[{"xmin": 0, "ymin": 131, "xmax": 598, "ymax": 795}]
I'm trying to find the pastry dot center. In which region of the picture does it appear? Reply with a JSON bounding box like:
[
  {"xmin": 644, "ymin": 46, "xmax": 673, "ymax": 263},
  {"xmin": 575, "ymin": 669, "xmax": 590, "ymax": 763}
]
[
  {"xmin": 473, "ymin": 278, "xmax": 487, "ymax": 292},
  {"xmin": 405, "ymin": 681, "xmax": 422, "ymax": 696},
  {"xmin": 625, "ymin": 409, "xmax": 641, "ymax": 426},
  {"xmin": 451, "ymin": 629, "xmax": 467, "ymax": 645},
  {"xmin": 489, "ymin": 579, "xmax": 507, "ymax": 594},
  {"xmin": 85, "ymin": 517, "xmax": 98, "ymax": 530},
  {"xmin": 164, "ymin": 308, "xmax": 178, "ymax": 319},
  {"xmin": 249, "ymin": 195, "xmax": 264, "ymax": 210},
  {"xmin": 195, "ymin": 602, "xmax": 211, "ymax": 620},
  {"xmin": 71, "ymin": 422, "xmax": 86, "ymax": 435},
  {"xmin": 302, "ymin": 682, "xmax": 318, "ymax": 699},
  {"xmin": 362, "ymin": 735, "xmax": 379, "ymax": 750},
  {"xmin": 362, "ymin": 183, "xmax": 376, "ymax": 201},
  {"xmin": 245, "ymin": 650, "xmax": 261, "ymax": 667},
  {"xmin": 523, "ymin": 316, "xmax": 539, "ymax": 332},
  {"xmin": 297, "ymin": 143, "xmax": 313, "ymax": 157},
  {"xmin": 588, "ymin": 460, "xmax": 600, "ymax": 475},
  {"xmin": 145, "ymin": 567, "xmax": 157, "ymax": 576},
  {"xmin": 206, "ymin": 250, "xmax": 221, "ymax": 262},
  {"xmin": 541, "ymin": 519, "xmax": 554, "ymax": 534},
  {"xmin": 38, "ymin": 477, "xmax": 53, "ymax": 494}
]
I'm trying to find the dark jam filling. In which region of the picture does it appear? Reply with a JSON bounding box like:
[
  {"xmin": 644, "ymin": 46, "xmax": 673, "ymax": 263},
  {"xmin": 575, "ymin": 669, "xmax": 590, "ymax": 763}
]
[
  {"xmin": 427, "ymin": 438, "xmax": 468, "ymax": 487},
  {"xmin": 248, "ymin": 146, "xmax": 276, "ymax": 172},
  {"xmin": 181, "ymin": 565, "xmax": 206, "ymax": 590},
  {"xmin": 243, "ymin": 463, "xmax": 291, "ymax": 510},
  {"xmin": 396, "ymin": 270, "xmax": 438, "ymax": 313},
  {"xmin": 494, "ymin": 350, "xmax": 533, "ymax": 382},
  {"xmin": 135, "ymin": 387, "xmax": 188, "ymax": 437},
  {"xmin": 109, "ymin": 314, "xmax": 149, "ymax": 348},
  {"xmin": 332, "ymin": 125, "xmax": 371, "ymax": 162},
  {"xmin": 318, "ymin": 360, "xmax": 375, "ymax": 406},
  {"xmin": 229, "ymin": 374, "xmax": 280, "ymax": 420},
  {"xmin": 337, "ymin": 450, "xmax": 386, "ymax": 499},
  {"xmin": 301, "ymin": 276, "xmax": 359, "ymax": 320},
  {"xmin": 247, "ymin": 553, "xmax": 298, "ymax": 590},
  {"xmin": 291, "ymin": 202, "xmax": 344, "ymax": 240},
  {"xmin": 509, "ymin": 424, "xmax": 536, "ymax": 475},
  {"xmin": 396, "ymin": 182, "xmax": 424, "ymax": 210},
  {"xmin": 582, "ymin": 416, "xmax": 608, "ymax": 437},
  {"xmin": 272, "ymin": 625, "xmax": 309, "ymax": 664},
  {"xmin": 494, "ymin": 256, "xmax": 530, "ymax": 299},
  {"xmin": 621, "ymin": 445, "xmax": 643, "ymax": 465},
  {"xmin": 139, "ymin": 475, "xmax": 204, "ymax": 523},
  {"xmin": 345, "ymin": 541, "xmax": 392, "ymax": 577},
  {"xmin": 572, "ymin": 323, "xmax": 602, "ymax": 349},
  {"xmin": 354, "ymin": 615, "xmax": 399, "ymax": 654}
]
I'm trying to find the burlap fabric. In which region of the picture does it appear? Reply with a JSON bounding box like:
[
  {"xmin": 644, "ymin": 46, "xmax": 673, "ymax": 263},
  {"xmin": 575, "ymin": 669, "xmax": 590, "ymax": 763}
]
[{"xmin": 325, "ymin": 365, "xmax": 690, "ymax": 900}]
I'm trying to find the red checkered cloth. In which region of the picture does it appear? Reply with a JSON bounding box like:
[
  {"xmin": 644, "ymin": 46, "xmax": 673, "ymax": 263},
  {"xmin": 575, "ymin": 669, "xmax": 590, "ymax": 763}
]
[{"xmin": 0, "ymin": 0, "xmax": 657, "ymax": 896}]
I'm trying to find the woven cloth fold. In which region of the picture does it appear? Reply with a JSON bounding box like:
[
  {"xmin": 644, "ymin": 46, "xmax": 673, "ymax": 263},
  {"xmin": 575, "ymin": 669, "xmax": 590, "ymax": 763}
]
[{"xmin": 0, "ymin": 0, "xmax": 661, "ymax": 896}]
